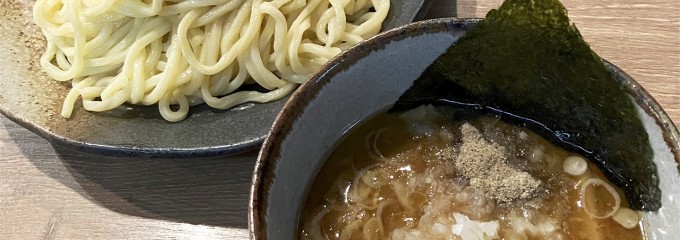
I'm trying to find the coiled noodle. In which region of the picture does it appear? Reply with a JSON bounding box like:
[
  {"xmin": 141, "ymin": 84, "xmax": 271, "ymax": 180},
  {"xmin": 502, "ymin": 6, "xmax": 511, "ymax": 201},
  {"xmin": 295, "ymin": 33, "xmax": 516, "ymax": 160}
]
[{"xmin": 33, "ymin": 0, "xmax": 390, "ymax": 121}]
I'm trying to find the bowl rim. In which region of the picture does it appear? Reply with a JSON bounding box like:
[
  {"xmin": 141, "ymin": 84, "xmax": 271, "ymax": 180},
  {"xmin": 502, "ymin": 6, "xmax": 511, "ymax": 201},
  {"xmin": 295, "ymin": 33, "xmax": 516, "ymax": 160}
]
[{"xmin": 248, "ymin": 17, "xmax": 680, "ymax": 239}]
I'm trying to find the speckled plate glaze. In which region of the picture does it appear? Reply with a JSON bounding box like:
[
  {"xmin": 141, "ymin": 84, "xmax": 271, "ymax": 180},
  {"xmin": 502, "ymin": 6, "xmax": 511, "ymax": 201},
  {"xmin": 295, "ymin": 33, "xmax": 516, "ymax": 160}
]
[
  {"xmin": 0, "ymin": 0, "xmax": 432, "ymax": 157},
  {"xmin": 249, "ymin": 18, "xmax": 680, "ymax": 239}
]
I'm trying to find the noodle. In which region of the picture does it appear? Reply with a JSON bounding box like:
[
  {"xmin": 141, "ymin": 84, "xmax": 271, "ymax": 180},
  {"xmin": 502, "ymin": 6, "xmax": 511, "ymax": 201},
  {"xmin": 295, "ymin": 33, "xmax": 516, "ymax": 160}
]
[
  {"xmin": 365, "ymin": 128, "xmax": 387, "ymax": 159},
  {"xmin": 33, "ymin": 0, "xmax": 390, "ymax": 122}
]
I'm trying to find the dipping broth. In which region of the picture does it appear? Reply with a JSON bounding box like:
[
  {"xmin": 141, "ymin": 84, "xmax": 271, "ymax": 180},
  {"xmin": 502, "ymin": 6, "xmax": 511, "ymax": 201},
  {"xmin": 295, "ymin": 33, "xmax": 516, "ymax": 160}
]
[{"xmin": 299, "ymin": 105, "xmax": 644, "ymax": 240}]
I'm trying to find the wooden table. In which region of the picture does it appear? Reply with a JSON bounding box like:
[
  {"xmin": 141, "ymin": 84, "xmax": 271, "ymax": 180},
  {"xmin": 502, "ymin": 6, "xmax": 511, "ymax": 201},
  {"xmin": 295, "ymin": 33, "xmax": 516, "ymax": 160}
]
[{"xmin": 1, "ymin": 0, "xmax": 678, "ymax": 239}]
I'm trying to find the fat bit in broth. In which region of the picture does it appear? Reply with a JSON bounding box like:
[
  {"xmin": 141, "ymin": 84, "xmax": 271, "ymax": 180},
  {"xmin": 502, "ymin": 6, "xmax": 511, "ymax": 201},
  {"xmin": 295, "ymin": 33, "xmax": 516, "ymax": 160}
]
[{"xmin": 299, "ymin": 105, "xmax": 644, "ymax": 240}]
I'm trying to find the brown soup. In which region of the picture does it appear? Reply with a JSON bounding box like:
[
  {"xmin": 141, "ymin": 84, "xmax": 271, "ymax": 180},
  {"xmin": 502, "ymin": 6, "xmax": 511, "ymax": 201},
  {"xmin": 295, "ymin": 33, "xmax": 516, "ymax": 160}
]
[{"xmin": 299, "ymin": 105, "xmax": 644, "ymax": 240}]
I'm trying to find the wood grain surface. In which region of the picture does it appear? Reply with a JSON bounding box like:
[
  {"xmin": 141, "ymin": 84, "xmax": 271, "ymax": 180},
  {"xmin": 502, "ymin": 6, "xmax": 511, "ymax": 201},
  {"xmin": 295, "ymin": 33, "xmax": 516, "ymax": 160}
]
[{"xmin": 0, "ymin": 0, "xmax": 678, "ymax": 239}]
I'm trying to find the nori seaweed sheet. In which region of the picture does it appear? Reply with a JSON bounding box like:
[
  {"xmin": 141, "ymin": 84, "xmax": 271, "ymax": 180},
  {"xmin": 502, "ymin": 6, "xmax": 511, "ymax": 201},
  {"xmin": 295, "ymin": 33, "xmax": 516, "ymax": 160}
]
[{"xmin": 394, "ymin": 0, "xmax": 660, "ymax": 210}]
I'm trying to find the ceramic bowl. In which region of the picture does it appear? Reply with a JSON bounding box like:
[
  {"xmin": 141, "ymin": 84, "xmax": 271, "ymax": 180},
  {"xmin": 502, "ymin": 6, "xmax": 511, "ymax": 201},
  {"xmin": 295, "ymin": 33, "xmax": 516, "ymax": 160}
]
[{"xmin": 249, "ymin": 18, "xmax": 680, "ymax": 239}]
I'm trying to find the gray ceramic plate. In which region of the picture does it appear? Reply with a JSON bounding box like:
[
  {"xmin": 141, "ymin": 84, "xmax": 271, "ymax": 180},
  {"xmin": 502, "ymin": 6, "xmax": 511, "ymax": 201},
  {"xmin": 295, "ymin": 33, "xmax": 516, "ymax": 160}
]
[
  {"xmin": 0, "ymin": 0, "xmax": 432, "ymax": 157},
  {"xmin": 250, "ymin": 18, "xmax": 680, "ymax": 239}
]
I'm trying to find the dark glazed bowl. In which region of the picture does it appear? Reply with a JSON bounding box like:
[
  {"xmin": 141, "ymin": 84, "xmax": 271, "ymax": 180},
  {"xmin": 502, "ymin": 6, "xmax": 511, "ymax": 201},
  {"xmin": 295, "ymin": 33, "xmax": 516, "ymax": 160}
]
[
  {"xmin": 0, "ymin": 0, "xmax": 432, "ymax": 158},
  {"xmin": 249, "ymin": 18, "xmax": 680, "ymax": 239}
]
